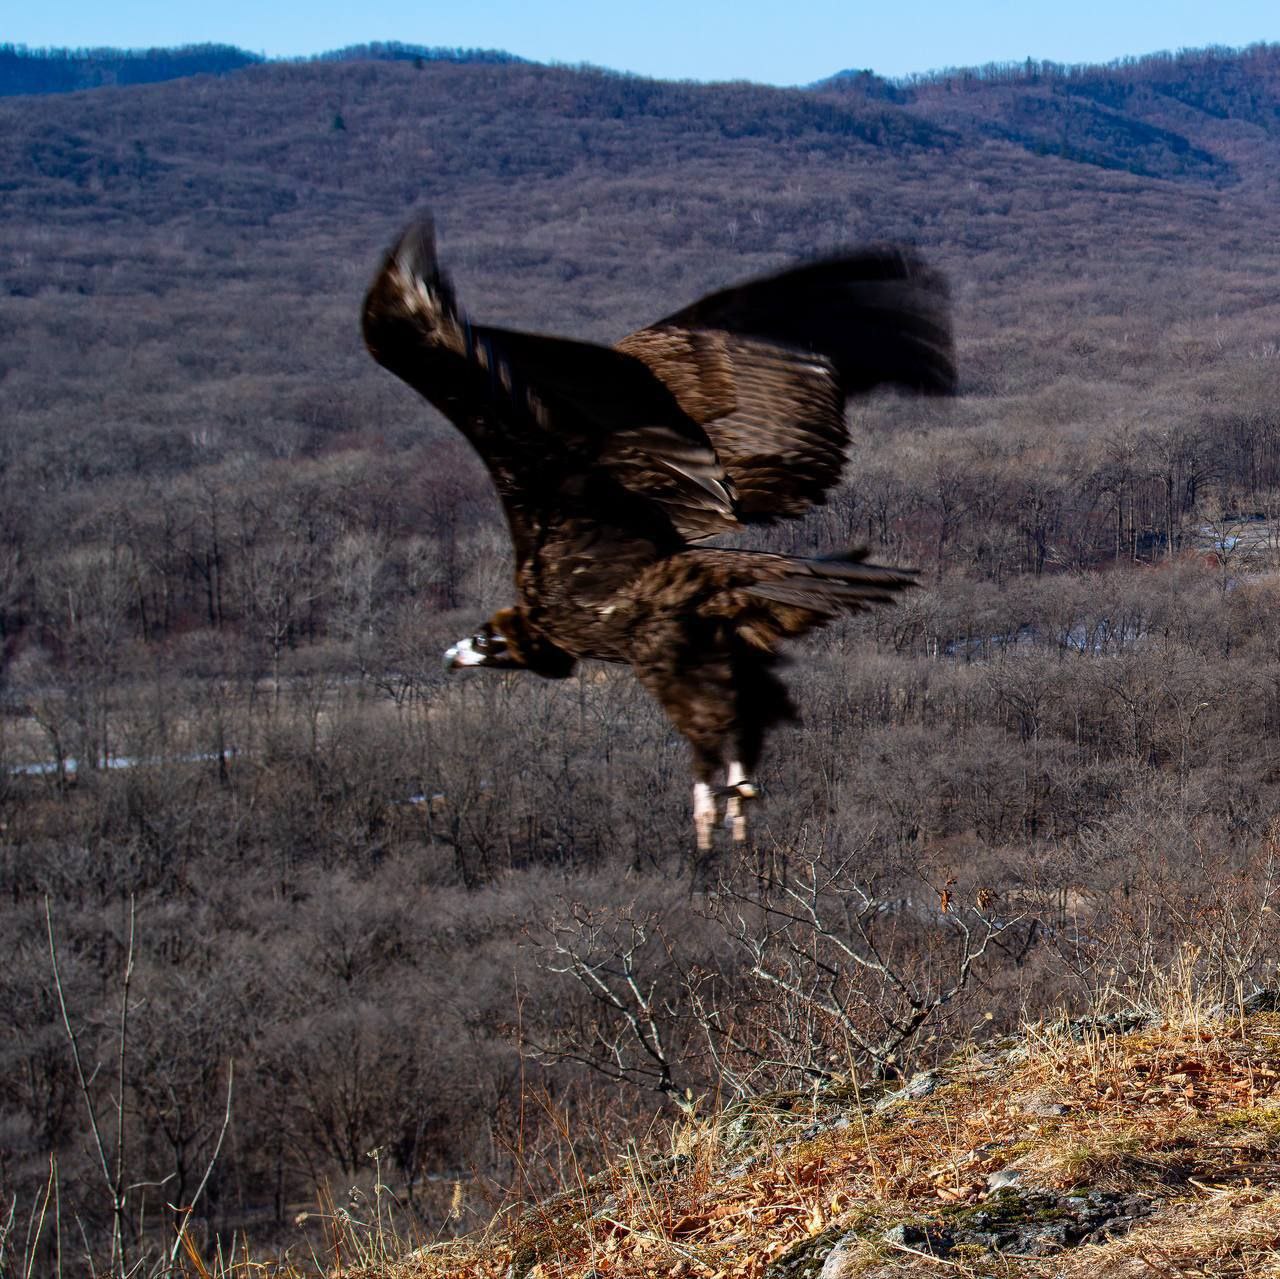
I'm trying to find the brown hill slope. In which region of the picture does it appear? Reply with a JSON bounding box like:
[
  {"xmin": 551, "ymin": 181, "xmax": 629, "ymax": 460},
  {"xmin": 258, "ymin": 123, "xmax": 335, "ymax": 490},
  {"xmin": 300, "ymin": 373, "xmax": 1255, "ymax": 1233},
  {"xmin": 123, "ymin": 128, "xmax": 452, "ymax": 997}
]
[
  {"xmin": 2, "ymin": 50, "xmax": 1279, "ymax": 486},
  {"xmin": 830, "ymin": 43, "xmax": 1280, "ymax": 190},
  {"xmin": 368, "ymin": 1005, "xmax": 1280, "ymax": 1279}
]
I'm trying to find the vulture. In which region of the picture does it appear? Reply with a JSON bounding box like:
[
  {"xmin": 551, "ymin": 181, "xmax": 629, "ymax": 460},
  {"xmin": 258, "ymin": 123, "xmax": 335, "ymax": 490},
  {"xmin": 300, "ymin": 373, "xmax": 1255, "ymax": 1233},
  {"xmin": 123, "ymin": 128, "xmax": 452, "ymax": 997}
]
[{"xmin": 362, "ymin": 219, "xmax": 955, "ymax": 854}]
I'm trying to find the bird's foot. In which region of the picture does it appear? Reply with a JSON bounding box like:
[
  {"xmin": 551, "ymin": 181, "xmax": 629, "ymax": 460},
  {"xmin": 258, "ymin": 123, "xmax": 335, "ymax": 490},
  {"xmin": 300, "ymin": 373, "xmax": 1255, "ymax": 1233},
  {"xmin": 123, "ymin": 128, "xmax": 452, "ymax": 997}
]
[
  {"xmin": 694, "ymin": 769, "xmax": 758, "ymax": 854},
  {"xmin": 713, "ymin": 780, "xmax": 759, "ymax": 801},
  {"xmin": 718, "ymin": 772, "xmax": 759, "ymax": 844}
]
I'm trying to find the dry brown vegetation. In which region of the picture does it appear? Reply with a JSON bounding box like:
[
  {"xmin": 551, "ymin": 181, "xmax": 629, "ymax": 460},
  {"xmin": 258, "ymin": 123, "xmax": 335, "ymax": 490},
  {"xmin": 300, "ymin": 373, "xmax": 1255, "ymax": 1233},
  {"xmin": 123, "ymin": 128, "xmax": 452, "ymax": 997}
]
[
  {"xmin": 3, "ymin": 41, "xmax": 1280, "ymax": 1276},
  {"xmin": 335, "ymin": 1002, "xmax": 1280, "ymax": 1279}
]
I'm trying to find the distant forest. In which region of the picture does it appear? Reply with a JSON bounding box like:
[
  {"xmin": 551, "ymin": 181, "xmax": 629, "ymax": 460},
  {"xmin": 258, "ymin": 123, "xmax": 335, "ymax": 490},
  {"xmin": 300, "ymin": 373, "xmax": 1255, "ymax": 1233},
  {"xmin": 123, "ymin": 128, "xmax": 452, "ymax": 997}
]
[
  {"xmin": 0, "ymin": 41, "xmax": 526, "ymax": 96},
  {"xmin": 3, "ymin": 39, "xmax": 1280, "ymax": 1274}
]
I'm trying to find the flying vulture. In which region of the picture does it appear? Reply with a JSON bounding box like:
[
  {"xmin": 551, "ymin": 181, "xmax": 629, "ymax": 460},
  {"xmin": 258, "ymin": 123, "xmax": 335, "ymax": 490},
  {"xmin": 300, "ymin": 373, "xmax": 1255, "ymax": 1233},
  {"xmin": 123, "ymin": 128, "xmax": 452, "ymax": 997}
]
[{"xmin": 362, "ymin": 220, "xmax": 955, "ymax": 854}]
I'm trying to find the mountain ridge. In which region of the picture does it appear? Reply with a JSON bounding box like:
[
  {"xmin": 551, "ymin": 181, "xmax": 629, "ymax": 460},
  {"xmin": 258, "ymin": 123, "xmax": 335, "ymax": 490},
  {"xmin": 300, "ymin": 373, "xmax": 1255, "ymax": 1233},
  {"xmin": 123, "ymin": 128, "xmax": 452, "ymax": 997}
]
[
  {"xmin": 6, "ymin": 40, "xmax": 1280, "ymax": 193},
  {"xmin": 0, "ymin": 40, "xmax": 527, "ymax": 96}
]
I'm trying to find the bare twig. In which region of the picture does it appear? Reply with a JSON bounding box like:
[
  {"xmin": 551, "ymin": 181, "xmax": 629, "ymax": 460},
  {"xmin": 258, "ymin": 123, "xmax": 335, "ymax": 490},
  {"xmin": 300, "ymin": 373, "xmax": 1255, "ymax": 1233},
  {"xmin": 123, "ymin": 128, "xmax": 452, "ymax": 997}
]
[
  {"xmin": 711, "ymin": 846, "xmax": 1022, "ymax": 1078},
  {"xmin": 45, "ymin": 895, "xmax": 131, "ymax": 1279},
  {"xmin": 544, "ymin": 905, "xmax": 693, "ymax": 1107},
  {"xmin": 169, "ymin": 1060, "xmax": 235, "ymax": 1267},
  {"xmin": 113, "ymin": 898, "xmax": 135, "ymax": 1276}
]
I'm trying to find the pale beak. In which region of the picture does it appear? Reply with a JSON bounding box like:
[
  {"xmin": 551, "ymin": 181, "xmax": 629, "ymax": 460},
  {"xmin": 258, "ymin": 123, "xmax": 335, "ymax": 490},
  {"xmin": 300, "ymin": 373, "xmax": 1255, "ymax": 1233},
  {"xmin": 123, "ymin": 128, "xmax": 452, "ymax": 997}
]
[{"xmin": 444, "ymin": 637, "xmax": 488, "ymax": 670}]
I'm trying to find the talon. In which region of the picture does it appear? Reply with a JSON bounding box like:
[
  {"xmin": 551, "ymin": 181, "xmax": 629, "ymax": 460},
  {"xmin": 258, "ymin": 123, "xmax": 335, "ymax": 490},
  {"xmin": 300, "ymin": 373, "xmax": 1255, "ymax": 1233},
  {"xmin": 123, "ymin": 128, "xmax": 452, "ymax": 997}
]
[
  {"xmin": 722, "ymin": 762, "xmax": 756, "ymax": 844},
  {"xmin": 724, "ymin": 792, "xmax": 749, "ymax": 843},
  {"xmin": 713, "ymin": 780, "xmax": 758, "ymax": 801},
  {"xmin": 696, "ymin": 765, "xmax": 758, "ymax": 851}
]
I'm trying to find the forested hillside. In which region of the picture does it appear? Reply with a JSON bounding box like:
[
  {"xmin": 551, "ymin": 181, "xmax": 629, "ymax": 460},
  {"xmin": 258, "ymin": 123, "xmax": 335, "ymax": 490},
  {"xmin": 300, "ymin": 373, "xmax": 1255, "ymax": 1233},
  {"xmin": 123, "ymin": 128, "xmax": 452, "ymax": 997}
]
[
  {"xmin": 2, "ymin": 44, "xmax": 1280, "ymax": 1273},
  {"xmin": 0, "ymin": 42, "xmax": 525, "ymax": 96}
]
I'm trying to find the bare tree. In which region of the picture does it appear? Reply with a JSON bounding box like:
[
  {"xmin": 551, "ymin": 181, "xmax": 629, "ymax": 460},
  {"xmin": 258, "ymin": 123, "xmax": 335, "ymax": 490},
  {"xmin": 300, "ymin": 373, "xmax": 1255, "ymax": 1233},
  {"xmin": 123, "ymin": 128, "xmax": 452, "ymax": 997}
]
[
  {"xmin": 704, "ymin": 836, "xmax": 1022, "ymax": 1081},
  {"xmin": 542, "ymin": 901, "xmax": 701, "ymax": 1108}
]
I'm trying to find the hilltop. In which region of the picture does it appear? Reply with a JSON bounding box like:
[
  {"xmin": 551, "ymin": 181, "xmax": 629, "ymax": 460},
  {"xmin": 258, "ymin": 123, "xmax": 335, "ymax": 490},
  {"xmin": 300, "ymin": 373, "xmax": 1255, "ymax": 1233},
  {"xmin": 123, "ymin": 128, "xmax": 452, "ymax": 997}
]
[
  {"xmin": 0, "ymin": 41, "xmax": 524, "ymax": 96},
  {"xmin": 5, "ymin": 38, "xmax": 1280, "ymax": 191},
  {"xmin": 828, "ymin": 43, "xmax": 1280, "ymax": 184}
]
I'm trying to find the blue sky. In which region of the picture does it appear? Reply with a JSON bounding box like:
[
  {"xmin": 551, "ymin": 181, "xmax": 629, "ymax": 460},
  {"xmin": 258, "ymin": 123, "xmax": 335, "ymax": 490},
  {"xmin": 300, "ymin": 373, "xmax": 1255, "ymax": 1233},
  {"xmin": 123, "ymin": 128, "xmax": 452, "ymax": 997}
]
[{"xmin": 8, "ymin": 1, "xmax": 1280, "ymax": 86}]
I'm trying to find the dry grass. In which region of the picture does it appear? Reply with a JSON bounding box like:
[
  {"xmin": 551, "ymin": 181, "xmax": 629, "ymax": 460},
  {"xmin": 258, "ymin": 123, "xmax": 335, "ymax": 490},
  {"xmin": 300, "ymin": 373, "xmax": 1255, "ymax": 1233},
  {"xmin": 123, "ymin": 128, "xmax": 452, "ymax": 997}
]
[
  {"xmin": 1051, "ymin": 1190, "xmax": 1280, "ymax": 1278},
  {"xmin": 153, "ymin": 1008, "xmax": 1280, "ymax": 1277},
  {"xmin": 339, "ymin": 1009, "xmax": 1280, "ymax": 1279}
]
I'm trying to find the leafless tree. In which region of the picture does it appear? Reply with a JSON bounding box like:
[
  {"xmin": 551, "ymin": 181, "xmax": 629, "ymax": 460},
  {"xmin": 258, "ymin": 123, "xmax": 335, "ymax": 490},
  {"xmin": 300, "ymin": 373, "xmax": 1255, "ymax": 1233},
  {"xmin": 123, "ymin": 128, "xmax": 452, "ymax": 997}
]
[{"xmin": 703, "ymin": 835, "xmax": 1022, "ymax": 1081}]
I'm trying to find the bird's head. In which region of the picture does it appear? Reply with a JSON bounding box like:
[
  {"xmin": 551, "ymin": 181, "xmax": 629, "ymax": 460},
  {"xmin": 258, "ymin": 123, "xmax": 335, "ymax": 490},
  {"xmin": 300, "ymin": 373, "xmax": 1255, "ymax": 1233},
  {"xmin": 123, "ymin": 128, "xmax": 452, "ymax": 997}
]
[{"xmin": 443, "ymin": 621, "xmax": 525, "ymax": 672}]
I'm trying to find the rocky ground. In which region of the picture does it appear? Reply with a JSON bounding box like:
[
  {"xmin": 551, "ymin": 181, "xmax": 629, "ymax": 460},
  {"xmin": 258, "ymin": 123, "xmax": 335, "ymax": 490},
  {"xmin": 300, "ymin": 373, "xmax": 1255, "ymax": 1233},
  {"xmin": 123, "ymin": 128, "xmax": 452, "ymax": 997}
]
[{"xmin": 361, "ymin": 996, "xmax": 1280, "ymax": 1279}]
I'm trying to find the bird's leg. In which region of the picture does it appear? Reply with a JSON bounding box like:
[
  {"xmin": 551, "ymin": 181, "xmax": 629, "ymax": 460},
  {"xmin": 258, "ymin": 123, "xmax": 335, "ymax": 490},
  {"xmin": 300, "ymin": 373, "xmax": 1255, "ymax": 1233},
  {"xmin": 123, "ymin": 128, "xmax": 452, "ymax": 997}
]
[
  {"xmin": 724, "ymin": 762, "xmax": 745, "ymax": 843},
  {"xmin": 723, "ymin": 761, "xmax": 758, "ymax": 844},
  {"xmin": 693, "ymin": 780, "xmax": 717, "ymax": 853},
  {"xmin": 688, "ymin": 745, "xmax": 727, "ymax": 890}
]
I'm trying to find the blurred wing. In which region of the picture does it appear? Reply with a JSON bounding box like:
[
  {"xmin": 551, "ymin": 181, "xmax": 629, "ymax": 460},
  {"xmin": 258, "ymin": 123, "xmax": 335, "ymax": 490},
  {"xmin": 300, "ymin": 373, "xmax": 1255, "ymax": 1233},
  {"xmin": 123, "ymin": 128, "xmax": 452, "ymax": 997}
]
[
  {"xmin": 618, "ymin": 247, "xmax": 956, "ymax": 523},
  {"xmin": 654, "ymin": 247, "xmax": 956, "ymax": 397},
  {"xmin": 362, "ymin": 220, "xmax": 740, "ymax": 551}
]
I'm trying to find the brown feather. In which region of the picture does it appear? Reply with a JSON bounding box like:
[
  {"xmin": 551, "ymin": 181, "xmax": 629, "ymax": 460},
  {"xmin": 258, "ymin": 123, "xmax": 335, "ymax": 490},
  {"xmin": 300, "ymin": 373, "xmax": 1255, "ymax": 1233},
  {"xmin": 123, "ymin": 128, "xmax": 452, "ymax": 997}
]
[
  {"xmin": 617, "ymin": 247, "xmax": 955, "ymax": 530},
  {"xmin": 650, "ymin": 247, "xmax": 956, "ymax": 397},
  {"xmin": 363, "ymin": 218, "xmax": 951, "ymax": 840}
]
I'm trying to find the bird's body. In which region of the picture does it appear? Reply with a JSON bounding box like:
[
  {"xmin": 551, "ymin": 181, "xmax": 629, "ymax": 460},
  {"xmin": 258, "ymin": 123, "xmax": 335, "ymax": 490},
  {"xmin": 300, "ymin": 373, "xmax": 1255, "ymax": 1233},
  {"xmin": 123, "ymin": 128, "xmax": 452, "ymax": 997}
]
[{"xmin": 363, "ymin": 220, "xmax": 954, "ymax": 856}]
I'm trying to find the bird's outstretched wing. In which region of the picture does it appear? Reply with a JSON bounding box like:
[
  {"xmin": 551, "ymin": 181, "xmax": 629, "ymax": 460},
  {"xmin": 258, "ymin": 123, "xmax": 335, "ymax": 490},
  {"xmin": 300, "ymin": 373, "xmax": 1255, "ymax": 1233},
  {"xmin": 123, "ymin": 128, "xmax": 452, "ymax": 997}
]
[
  {"xmin": 616, "ymin": 249, "xmax": 956, "ymax": 523},
  {"xmin": 362, "ymin": 220, "xmax": 741, "ymax": 556}
]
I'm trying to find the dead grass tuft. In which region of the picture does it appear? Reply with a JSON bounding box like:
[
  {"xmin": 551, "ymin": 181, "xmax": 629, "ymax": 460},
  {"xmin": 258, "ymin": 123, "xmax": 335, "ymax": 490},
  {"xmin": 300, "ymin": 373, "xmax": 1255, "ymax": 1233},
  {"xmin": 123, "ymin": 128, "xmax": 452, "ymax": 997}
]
[
  {"xmin": 375, "ymin": 1009, "xmax": 1280, "ymax": 1279},
  {"xmin": 1053, "ymin": 1190, "xmax": 1280, "ymax": 1278},
  {"xmin": 162, "ymin": 1010, "xmax": 1280, "ymax": 1278}
]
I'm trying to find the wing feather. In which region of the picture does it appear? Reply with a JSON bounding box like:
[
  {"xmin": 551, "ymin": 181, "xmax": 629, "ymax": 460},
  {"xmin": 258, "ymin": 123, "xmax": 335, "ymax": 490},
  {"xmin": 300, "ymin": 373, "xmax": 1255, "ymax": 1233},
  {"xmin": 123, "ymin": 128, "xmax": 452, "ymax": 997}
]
[
  {"xmin": 467, "ymin": 326, "xmax": 739, "ymax": 537},
  {"xmin": 617, "ymin": 247, "xmax": 955, "ymax": 525},
  {"xmin": 653, "ymin": 248, "xmax": 957, "ymax": 397},
  {"xmin": 364, "ymin": 222, "xmax": 955, "ymax": 554},
  {"xmin": 362, "ymin": 221, "xmax": 740, "ymax": 553}
]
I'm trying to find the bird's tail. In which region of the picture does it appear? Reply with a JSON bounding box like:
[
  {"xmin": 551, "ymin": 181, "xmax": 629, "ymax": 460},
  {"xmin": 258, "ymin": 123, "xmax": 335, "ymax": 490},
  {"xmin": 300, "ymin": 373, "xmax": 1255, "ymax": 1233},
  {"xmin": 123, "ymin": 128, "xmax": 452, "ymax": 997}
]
[
  {"xmin": 691, "ymin": 545, "xmax": 916, "ymax": 650},
  {"xmin": 745, "ymin": 546, "xmax": 917, "ymax": 614}
]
